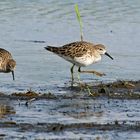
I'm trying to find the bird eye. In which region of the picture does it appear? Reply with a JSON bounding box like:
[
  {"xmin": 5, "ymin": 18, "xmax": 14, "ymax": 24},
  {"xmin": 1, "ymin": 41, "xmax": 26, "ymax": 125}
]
[{"xmin": 99, "ymin": 49, "xmax": 102, "ymax": 51}]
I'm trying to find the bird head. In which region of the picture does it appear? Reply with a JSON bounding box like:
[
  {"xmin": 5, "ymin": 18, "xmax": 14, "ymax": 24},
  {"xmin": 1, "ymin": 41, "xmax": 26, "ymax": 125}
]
[
  {"xmin": 7, "ymin": 59, "xmax": 16, "ymax": 80},
  {"xmin": 94, "ymin": 44, "xmax": 113, "ymax": 60}
]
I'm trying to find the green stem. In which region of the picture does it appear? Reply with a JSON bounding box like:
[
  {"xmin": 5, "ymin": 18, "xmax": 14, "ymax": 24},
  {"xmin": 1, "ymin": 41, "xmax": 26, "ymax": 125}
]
[{"xmin": 75, "ymin": 4, "xmax": 84, "ymax": 41}]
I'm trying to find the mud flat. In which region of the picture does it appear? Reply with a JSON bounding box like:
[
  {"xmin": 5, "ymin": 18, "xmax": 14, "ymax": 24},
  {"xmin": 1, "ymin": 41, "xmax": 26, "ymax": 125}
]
[{"xmin": 0, "ymin": 80, "xmax": 140, "ymax": 139}]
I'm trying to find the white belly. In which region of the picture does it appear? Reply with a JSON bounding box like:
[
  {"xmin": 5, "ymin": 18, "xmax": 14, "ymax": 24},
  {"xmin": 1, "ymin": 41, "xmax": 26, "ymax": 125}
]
[
  {"xmin": 59, "ymin": 54, "xmax": 101, "ymax": 67},
  {"xmin": 74, "ymin": 54, "xmax": 101, "ymax": 67}
]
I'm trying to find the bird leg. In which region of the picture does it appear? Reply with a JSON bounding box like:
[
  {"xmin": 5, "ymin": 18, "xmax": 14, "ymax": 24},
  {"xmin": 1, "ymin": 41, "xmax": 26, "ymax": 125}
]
[
  {"xmin": 12, "ymin": 71, "xmax": 15, "ymax": 80},
  {"xmin": 78, "ymin": 67, "xmax": 106, "ymax": 77},
  {"xmin": 70, "ymin": 64, "xmax": 75, "ymax": 85}
]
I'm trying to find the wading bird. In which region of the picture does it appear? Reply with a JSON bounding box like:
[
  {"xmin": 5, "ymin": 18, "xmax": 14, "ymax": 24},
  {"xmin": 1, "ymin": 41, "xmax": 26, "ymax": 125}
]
[
  {"xmin": 45, "ymin": 41, "xmax": 113, "ymax": 84},
  {"xmin": 0, "ymin": 48, "xmax": 16, "ymax": 80}
]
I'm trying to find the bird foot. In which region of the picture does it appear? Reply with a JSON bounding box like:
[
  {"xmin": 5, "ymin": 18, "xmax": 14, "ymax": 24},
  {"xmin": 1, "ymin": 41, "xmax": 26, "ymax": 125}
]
[{"xmin": 79, "ymin": 70, "xmax": 106, "ymax": 77}]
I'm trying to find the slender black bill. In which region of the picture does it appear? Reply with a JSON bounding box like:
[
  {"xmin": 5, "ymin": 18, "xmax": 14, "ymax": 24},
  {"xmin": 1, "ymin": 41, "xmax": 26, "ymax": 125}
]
[
  {"xmin": 12, "ymin": 71, "xmax": 15, "ymax": 80},
  {"xmin": 105, "ymin": 52, "xmax": 113, "ymax": 60}
]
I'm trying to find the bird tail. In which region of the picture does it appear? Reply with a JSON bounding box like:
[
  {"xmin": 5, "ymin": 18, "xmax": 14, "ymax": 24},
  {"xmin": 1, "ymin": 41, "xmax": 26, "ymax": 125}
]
[{"xmin": 44, "ymin": 46, "xmax": 59, "ymax": 53}]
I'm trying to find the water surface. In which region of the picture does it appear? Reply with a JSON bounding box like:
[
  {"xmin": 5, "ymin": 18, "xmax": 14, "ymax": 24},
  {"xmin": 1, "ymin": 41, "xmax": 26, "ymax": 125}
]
[{"xmin": 0, "ymin": 1, "xmax": 140, "ymax": 139}]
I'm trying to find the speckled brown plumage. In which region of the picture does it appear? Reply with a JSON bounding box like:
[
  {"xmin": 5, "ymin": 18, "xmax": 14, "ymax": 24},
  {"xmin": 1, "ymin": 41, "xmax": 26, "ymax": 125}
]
[
  {"xmin": 46, "ymin": 41, "xmax": 95, "ymax": 58},
  {"xmin": 0, "ymin": 48, "xmax": 12, "ymax": 65},
  {"xmin": 0, "ymin": 48, "xmax": 16, "ymax": 80}
]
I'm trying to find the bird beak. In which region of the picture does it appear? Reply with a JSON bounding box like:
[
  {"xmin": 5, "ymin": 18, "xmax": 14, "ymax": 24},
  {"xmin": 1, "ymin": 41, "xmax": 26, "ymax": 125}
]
[
  {"xmin": 105, "ymin": 52, "xmax": 113, "ymax": 60},
  {"xmin": 12, "ymin": 71, "xmax": 15, "ymax": 80}
]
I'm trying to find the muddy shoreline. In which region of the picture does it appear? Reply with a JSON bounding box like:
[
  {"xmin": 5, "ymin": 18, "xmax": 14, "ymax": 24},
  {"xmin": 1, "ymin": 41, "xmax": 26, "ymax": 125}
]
[
  {"xmin": 0, "ymin": 80, "xmax": 140, "ymax": 139},
  {"xmin": 0, "ymin": 121, "xmax": 140, "ymax": 132},
  {"xmin": 0, "ymin": 80, "xmax": 140, "ymax": 100}
]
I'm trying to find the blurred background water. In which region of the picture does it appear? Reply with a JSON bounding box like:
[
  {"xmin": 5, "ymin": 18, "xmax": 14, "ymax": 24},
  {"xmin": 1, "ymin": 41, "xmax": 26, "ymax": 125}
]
[{"xmin": 0, "ymin": 0, "xmax": 140, "ymax": 93}]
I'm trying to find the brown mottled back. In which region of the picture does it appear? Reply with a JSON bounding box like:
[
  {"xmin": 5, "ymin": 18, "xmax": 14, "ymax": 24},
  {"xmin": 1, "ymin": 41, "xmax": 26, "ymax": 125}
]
[
  {"xmin": 0, "ymin": 48, "xmax": 12, "ymax": 66},
  {"xmin": 0, "ymin": 48, "xmax": 15, "ymax": 72},
  {"xmin": 45, "ymin": 41, "xmax": 95, "ymax": 58}
]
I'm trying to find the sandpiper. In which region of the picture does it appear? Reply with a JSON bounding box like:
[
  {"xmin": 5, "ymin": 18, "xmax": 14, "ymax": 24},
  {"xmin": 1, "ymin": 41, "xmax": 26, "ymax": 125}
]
[
  {"xmin": 45, "ymin": 41, "xmax": 113, "ymax": 83},
  {"xmin": 0, "ymin": 48, "xmax": 16, "ymax": 80}
]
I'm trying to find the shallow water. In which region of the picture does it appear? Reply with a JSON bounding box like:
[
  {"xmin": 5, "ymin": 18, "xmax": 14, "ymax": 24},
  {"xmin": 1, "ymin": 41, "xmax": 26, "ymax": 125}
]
[
  {"xmin": 0, "ymin": 0, "xmax": 140, "ymax": 139},
  {"xmin": 0, "ymin": 0, "xmax": 140, "ymax": 92},
  {"xmin": 0, "ymin": 91, "xmax": 140, "ymax": 139}
]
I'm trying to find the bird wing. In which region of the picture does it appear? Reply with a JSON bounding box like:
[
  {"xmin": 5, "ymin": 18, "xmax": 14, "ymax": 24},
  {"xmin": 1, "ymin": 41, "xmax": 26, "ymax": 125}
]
[
  {"xmin": 0, "ymin": 48, "xmax": 12, "ymax": 62},
  {"xmin": 57, "ymin": 41, "xmax": 94, "ymax": 58},
  {"xmin": 0, "ymin": 57, "xmax": 2, "ymax": 65}
]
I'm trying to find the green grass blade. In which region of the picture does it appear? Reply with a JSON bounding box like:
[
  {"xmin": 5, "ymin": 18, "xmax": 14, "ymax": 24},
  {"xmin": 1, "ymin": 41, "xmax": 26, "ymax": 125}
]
[{"xmin": 74, "ymin": 4, "xmax": 83, "ymax": 41}]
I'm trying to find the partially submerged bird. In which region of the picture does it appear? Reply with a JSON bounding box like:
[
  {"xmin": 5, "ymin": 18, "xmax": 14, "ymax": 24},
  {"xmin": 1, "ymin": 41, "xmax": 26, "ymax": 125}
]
[
  {"xmin": 45, "ymin": 41, "xmax": 113, "ymax": 83},
  {"xmin": 0, "ymin": 48, "xmax": 16, "ymax": 80}
]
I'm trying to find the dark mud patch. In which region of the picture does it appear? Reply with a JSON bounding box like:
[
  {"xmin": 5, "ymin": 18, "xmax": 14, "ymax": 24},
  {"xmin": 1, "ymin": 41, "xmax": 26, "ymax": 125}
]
[
  {"xmin": 0, "ymin": 80, "xmax": 140, "ymax": 100},
  {"xmin": 0, "ymin": 80, "xmax": 140, "ymax": 139},
  {"xmin": 61, "ymin": 80, "xmax": 140, "ymax": 99},
  {"xmin": 0, "ymin": 121, "xmax": 140, "ymax": 132}
]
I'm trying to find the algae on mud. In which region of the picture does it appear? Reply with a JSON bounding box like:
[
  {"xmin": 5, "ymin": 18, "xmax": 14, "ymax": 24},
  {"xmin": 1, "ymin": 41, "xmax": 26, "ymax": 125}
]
[
  {"xmin": 0, "ymin": 80, "xmax": 139, "ymax": 100},
  {"xmin": 0, "ymin": 80, "xmax": 140, "ymax": 139}
]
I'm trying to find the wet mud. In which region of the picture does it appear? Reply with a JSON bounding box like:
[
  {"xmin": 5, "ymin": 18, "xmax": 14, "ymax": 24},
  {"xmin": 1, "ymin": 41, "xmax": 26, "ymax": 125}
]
[
  {"xmin": 1, "ymin": 80, "xmax": 139, "ymax": 100},
  {"xmin": 0, "ymin": 80, "xmax": 140, "ymax": 139}
]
